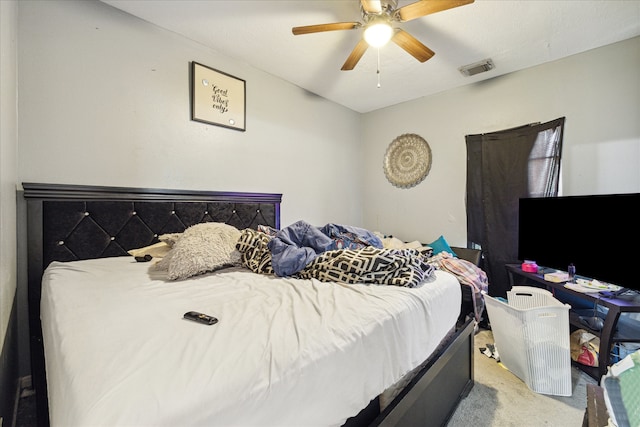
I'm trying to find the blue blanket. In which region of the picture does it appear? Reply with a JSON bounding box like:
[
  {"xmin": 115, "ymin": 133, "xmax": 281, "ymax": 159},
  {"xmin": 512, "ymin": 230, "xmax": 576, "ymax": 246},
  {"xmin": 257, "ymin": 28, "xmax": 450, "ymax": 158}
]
[
  {"xmin": 267, "ymin": 220, "xmax": 383, "ymax": 277},
  {"xmin": 237, "ymin": 228, "xmax": 433, "ymax": 288}
]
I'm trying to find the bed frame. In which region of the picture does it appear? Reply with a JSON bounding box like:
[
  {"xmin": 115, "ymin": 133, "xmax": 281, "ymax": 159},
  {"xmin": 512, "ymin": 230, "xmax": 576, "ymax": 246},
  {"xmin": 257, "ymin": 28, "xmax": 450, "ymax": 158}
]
[{"xmin": 21, "ymin": 182, "xmax": 474, "ymax": 427}]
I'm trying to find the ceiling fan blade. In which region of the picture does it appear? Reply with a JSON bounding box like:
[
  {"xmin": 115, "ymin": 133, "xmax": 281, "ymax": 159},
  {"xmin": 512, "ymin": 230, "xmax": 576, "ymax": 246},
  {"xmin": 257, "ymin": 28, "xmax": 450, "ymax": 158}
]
[
  {"xmin": 292, "ymin": 22, "xmax": 360, "ymax": 35},
  {"xmin": 341, "ymin": 39, "xmax": 369, "ymax": 71},
  {"xmin": 397, "ymin": 0, "xmax": 474, "ymax": 22},
  {"xmin": 392, "ymin": 29, "xmax": 435, "ymax": 62},
  {"xmin": 361, "ymin": 0, "xmax": 383, "ymax": 14}
]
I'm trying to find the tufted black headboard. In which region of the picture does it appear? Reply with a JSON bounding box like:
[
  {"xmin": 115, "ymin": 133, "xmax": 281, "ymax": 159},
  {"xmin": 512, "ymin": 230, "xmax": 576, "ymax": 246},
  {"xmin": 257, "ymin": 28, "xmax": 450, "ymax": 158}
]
[{"xmin": 22, "ymin": 182, "xmax": 281, "ymax": 426}]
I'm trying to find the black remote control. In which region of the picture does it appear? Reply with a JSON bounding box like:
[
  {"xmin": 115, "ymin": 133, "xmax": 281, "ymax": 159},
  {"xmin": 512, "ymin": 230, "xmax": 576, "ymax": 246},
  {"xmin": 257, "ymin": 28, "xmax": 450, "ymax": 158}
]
[{"xmin": 183, "ymin": 311, "xmax": 218, "ymax": 325}]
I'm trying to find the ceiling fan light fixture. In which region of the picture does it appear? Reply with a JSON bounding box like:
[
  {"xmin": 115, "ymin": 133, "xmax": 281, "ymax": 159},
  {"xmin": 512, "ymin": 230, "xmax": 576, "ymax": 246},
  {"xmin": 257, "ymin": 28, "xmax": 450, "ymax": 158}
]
[
  {"xmin": 292, "ymin": 0, "xmax": 475, "ymax": 71},
  {"xmin": 364, "ymin": 22, "xmax": 393, "ymax": 47}
]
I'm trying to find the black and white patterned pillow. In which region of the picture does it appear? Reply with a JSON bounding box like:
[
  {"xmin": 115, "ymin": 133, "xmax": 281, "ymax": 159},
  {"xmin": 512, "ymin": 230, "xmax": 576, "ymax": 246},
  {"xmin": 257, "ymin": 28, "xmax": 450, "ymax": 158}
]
[{"xmin": 236, "ymin": 228, "xmax": 274, "ymax": 275}]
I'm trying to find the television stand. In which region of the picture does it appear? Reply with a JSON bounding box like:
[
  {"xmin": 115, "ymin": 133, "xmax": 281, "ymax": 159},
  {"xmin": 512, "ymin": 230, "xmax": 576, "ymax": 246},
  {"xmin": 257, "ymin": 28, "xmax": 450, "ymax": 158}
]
[
  {"xmin": 599, "ymin": 288, "xmax": 639, "ymax": 300},
  {"xmin": 504, "ymin": 264, "xmax": 640, "ymax": 380}
]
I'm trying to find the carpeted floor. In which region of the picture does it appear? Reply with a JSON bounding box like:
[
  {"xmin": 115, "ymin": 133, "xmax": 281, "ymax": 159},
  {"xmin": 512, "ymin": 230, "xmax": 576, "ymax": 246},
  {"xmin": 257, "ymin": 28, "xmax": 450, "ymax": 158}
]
[{"xmin": 447, "ymin": 328, "xmax": 598, "ymax": 427}]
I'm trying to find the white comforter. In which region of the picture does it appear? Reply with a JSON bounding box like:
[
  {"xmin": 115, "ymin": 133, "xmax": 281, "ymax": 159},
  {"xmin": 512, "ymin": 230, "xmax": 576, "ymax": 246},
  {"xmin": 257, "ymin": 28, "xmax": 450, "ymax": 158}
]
[{"xmin": 41, "ymin": 257, "xmax": 461, "ymax": 427}]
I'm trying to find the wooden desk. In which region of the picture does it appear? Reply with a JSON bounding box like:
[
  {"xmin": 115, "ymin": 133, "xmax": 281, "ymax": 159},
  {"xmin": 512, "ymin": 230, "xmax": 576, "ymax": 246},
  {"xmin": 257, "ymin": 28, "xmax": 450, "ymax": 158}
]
[
  {"xmin": 505, "ymin": 264, "xmax": 640, "ymax": 380},
  {"xmin": 582, "ymin": 384, "xmax": 609, "ymax": 427}
]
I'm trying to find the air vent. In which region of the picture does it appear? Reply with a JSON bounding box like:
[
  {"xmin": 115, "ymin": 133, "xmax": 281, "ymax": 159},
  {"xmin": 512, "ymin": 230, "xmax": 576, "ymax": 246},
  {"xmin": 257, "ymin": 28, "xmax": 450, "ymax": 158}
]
[{"xmin": 459, "ymin": 59, "xmax": 495, "ymax": 77}]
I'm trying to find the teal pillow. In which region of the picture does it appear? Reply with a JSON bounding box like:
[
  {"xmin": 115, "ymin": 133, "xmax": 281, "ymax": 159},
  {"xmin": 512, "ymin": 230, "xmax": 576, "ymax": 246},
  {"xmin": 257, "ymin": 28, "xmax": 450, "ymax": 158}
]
[{"xmin": 428, "ymin": 235, "xmax": 457, "ymax": 257}]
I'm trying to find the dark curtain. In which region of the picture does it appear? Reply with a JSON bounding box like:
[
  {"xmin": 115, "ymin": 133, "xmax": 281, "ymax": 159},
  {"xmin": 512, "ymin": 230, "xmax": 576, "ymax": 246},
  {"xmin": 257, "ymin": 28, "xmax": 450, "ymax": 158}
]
[{"xmin": 466, "ymin": 117, "xmax": 565, "ymax": 297}]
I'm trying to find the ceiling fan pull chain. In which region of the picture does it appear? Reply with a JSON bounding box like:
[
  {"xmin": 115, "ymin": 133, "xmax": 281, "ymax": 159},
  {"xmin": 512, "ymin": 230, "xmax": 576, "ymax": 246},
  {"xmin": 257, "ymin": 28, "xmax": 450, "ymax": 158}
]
[{"xmin": 377, "ymin": 48, "xmax": 381, "ymax": 88}]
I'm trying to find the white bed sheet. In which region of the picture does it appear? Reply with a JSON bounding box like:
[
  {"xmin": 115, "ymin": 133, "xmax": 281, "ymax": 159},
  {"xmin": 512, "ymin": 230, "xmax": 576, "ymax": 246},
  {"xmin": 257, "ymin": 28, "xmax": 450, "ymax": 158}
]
[{"xmin": 41, "ymin": 257, "xmax": 461, "ymax": 427}]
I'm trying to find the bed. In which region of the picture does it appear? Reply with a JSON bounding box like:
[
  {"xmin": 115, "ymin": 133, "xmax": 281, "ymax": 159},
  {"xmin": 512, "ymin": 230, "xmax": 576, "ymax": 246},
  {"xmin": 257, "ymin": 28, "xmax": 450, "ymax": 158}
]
[{"xmin": 22, "ymin": 182, "xmax": 475, "ymax": 427}]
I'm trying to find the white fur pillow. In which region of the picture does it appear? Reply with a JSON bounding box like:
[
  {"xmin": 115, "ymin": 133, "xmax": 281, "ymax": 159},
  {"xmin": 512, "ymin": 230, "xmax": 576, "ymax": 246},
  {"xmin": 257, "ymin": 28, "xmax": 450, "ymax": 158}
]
[
  {"xmin": 128, "ymin": 241, "xmax": 172, "ymax": 258},
  {"xmin": 158, "ymin": 232, "xmax": 183, "ymax": 247},
  {"xmin": 155, "ymin": 222, "xmax": 242, "ymax": 280}
]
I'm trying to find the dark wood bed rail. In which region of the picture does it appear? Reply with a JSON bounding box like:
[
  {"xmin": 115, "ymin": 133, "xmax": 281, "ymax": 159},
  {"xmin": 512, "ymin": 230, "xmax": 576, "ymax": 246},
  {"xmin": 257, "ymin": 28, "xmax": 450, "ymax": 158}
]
[{"xmin": 22, "ymin": 182, "xmax": 283, "ymax": 204}]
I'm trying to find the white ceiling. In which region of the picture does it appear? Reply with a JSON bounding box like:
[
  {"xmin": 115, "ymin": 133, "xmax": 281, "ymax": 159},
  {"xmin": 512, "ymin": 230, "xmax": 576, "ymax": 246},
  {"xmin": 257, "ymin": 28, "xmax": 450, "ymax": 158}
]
[{"xmin": 101, "ymin": 0, "xmax": 640, "ymax": 113}]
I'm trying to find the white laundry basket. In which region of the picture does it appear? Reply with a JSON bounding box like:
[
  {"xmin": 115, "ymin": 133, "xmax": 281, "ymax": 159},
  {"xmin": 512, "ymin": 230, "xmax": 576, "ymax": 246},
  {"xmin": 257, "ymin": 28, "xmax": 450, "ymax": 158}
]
[{"xmin": 484, "ymin": 286, "xmax": 572, "ymax": 396}]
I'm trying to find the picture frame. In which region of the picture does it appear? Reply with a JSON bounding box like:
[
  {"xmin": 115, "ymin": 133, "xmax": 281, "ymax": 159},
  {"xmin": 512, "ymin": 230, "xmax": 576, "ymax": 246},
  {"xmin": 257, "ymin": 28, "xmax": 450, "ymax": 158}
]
[{"xmin": 191, "ymin": 61, "xmax": 246, "ymax": 131}]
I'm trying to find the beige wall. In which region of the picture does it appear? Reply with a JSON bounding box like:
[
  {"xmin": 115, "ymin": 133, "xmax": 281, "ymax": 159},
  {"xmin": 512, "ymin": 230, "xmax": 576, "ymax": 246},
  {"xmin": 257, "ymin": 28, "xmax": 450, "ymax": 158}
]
[
  {"xmin": 1, "ymin": 0, "xmax": 18, "ymax": 362},
  {"xmin": 15, "ymin": 1, "xmax": 640, "ymax": 259},
  {"xmin": 17, "ymin": 0, "xmax": 364, "ymax": 229},
  {"xmin": 361, "ymin": 37, "xmax": 640, "ymax": 246}
]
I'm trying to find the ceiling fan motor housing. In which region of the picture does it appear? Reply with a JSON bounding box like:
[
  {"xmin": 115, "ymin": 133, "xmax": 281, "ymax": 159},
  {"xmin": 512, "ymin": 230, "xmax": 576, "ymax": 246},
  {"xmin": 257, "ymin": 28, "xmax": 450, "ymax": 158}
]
[
  {"xmin": 361, "ymin": 0, "xmax": 398, "ymax": 16},
  {"xmin": 362, "ymin": 0, "xmax": 397, "ymax": 25}
]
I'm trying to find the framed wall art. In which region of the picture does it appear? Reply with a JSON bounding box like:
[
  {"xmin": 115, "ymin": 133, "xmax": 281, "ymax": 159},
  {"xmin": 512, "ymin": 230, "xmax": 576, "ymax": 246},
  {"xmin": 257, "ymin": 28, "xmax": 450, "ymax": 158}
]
[
  {"xmin": 191, "ymin": 61, "xmax": 246, "ymax": 131},
  {"xmin": 383, "ymin": 133, "xmax": 432, "ymax": 189}
]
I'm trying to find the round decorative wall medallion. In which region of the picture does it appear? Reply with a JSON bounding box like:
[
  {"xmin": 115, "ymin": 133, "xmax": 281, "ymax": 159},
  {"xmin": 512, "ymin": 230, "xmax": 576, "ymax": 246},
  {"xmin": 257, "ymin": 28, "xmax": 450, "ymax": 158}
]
[{"xmin": 383, "ymin": 133, "xmax": 432, "ymax": 188}]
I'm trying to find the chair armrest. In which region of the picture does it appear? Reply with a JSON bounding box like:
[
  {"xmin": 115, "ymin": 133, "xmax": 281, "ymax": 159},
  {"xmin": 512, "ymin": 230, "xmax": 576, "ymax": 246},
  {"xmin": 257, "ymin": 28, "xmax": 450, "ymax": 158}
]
[{"xmin": 450, "ymin": 246, "xmax": 482, "ymax": 267}]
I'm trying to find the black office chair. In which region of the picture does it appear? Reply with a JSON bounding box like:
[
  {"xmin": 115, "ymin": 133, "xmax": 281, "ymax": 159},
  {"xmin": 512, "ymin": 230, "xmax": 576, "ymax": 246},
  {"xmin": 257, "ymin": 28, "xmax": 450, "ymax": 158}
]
[
  {"xmin": 450, "ymin": 246, "xmax": 482, "ymax": 268},
  {"xmin": 450, "ymin": 246, "xmax": 485, "ymax": 328}
]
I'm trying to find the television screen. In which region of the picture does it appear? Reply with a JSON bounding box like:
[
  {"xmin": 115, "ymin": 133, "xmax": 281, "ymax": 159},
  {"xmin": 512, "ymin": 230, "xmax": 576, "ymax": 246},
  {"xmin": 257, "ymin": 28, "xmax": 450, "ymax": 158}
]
[{"xmin": 518, "ymin": 193, "xmax": 639, "ymax": 291}]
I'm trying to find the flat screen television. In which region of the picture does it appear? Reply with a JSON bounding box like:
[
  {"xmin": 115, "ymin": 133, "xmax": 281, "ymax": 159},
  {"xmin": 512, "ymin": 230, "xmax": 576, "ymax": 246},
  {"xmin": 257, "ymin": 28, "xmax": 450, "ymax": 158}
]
[{"xmin": 518, "ymin": 193, "xmax": 639, "ymax": 293}]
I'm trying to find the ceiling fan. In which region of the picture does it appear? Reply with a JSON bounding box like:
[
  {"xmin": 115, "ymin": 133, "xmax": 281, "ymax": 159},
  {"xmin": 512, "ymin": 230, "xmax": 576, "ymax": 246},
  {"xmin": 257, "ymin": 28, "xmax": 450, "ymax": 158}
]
[{"xmin": 292, "ymin": 0, "xmax": 474, "ymax": 71}]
